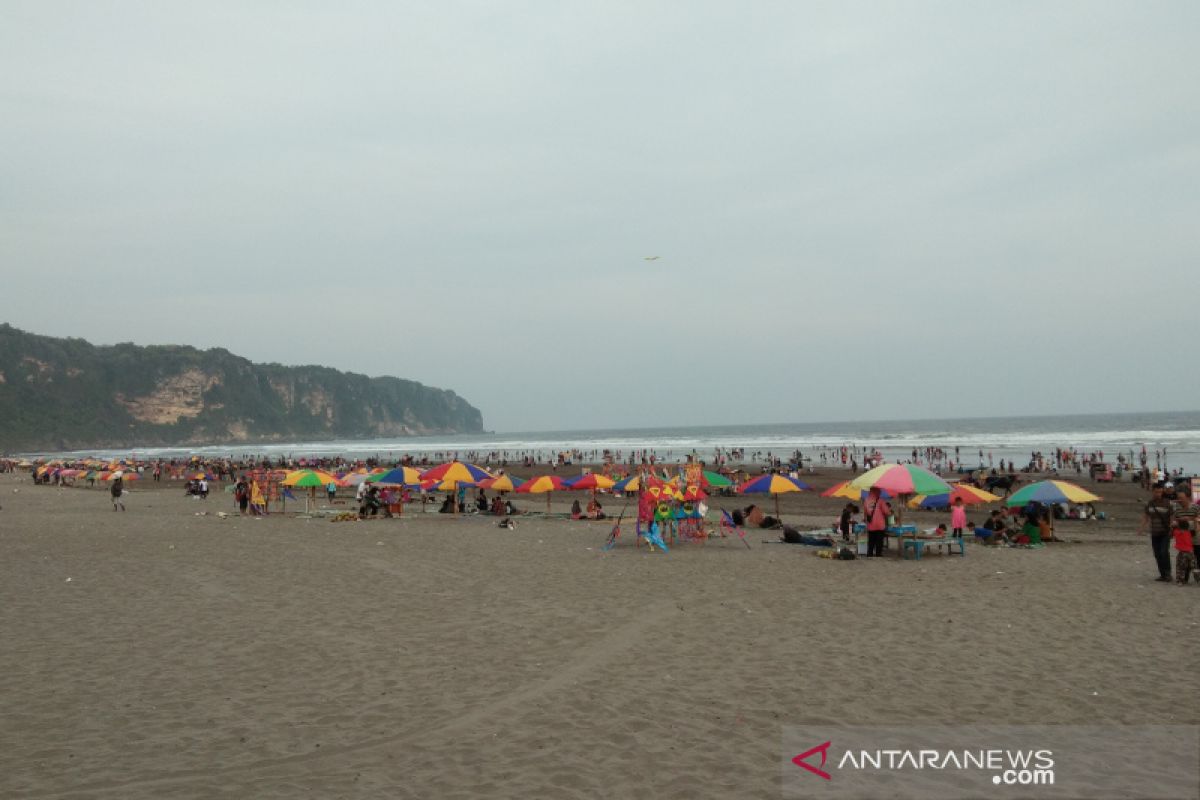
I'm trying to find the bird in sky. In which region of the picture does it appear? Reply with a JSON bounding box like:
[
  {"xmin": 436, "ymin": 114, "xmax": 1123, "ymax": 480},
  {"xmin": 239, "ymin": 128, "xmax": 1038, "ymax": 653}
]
[{"xmin": 643, "ymin": 256, "xmax": 661, "ymax": 261}]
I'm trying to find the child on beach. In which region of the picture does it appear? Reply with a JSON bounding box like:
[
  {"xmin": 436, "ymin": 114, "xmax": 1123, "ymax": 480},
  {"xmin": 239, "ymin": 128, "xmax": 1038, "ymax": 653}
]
[
  {"xmin": 1173, "ymin": 521, "xmax": 1195, "ymax": 584},
  {"xmin": 950, "ymin": 497, "xmax": 966, "ymax": 538}
]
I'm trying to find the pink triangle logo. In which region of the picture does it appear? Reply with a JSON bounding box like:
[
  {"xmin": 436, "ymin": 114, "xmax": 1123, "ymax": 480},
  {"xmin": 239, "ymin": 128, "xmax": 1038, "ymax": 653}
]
[{"xmin": 792, "ymin": 741, "xmax": 832, "ymax": 780}]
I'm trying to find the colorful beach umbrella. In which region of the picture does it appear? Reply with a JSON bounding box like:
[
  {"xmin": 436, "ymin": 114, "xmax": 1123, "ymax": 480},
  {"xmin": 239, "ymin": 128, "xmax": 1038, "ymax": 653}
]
[
  {"xmin": 420, "ymin": 461, "xmax": 493, "ymax": 484},
  {"xmin": 739, "ymin": 474, "xmax": 812, "ymax": 495},
  {"xmin": 698, "ymin": 470, "xmax": 734, "ymax": 488},
  {"xmin": 567, "ymin": 473, "xmax": 616, "ymax": 491},
  {"xmin": 820, "ymin": 480, "xmax": 878, "ymax": 500},
  {"xmin": 478, "ymin": 474, "xmax": 524, "ymax": 492},
  {"xmin": 516, "ymin": 474, "xmax": 569, "ymax": 513},
  {"xmin": 820, "ymin": 482, "xmax": 888, "ymax": 501},
  {"xmin": 282, "ymin": 469, "xmax": 340, "ymax": 488},
  {"xmin": 909, "ymin": 483, "xmax": 1001, "ymax": 510},
  {"xmin": 374, "ymin": 466, "xmax": 423, "ymax": 486},
  {"xmin": 738, "ymin": 473, "xmax": 812, "ymax": 519},
  {"xmin": 1005, "ymin": 480, "xmax": 1101, "ymax": 508},
  {"xmin": 612, "ymin": 475, "xmax": 641, "ymax": 492},
  {"xmin": 849, "ymin": 463, "xmax": 952, "ymax": 496}
]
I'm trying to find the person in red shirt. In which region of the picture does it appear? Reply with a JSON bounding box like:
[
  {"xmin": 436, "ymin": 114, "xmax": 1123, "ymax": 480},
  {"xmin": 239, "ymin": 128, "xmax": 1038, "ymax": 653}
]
[
  {"xmin": 1173, "ymin": 521, "xmax": 1195, "ymax": 585},
  {"xmin": 863, "ymin": 487, "xmax": 891, "ymax": 558}
]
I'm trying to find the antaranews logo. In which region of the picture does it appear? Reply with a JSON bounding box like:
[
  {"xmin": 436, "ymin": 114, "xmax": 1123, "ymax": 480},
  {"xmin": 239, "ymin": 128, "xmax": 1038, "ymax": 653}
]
[
  {"xmin": 791, "ymin": 740, "xmax": 1054, "ymax": 785},
  {"xmin": 784, "ymin": 725, "xmax": 1200, "ymax": 800}
]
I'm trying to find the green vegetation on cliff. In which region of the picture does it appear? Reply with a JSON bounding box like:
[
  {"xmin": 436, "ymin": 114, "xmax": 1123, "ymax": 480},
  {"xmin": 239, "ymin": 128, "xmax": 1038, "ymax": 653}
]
[{"xmin": 0, "ymin": 324, "xmax": 484, "ymax": 451}]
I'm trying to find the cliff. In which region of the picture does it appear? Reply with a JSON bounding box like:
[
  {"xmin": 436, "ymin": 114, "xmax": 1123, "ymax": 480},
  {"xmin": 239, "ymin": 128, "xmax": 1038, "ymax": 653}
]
[{"xmin": 0, "ymin": 324, "xmax": 484, "ymax": 451}]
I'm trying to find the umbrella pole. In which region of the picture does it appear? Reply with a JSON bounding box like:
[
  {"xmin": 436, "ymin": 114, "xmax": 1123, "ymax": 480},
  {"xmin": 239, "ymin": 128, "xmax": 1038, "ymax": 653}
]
[
  {"xmin": 546, "ymin": 492, "xmax": 551, "ymax": 515},
  {"xmin": 774, "ymin": 493, "xmax": 781, "ymax": 523}
]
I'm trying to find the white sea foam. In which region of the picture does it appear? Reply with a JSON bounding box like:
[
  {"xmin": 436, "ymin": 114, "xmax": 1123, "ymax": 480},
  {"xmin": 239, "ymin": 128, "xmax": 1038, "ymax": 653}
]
[{"xmin": 22, "ymin": 412, "xmax": 1200, "ymax": 473}]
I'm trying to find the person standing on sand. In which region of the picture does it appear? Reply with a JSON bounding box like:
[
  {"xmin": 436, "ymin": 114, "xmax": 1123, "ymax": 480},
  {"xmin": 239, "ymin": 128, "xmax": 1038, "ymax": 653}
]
[
  {"xmin": 234, "ymin": 477, "xmax": 250, "ymax": 515},
  {"xmin": 863, "ymin": 487, "xmax": 890, "ymax": 557},
  {"xmin": 950, "ymin": 496, "xmax": 967, "ymax": 538},
  {"xmin": 110, "ymin": 476, "xmax": 125, "ymax": 512},
  {"xmin": 839, "ymin": 502, "xmax": 858, "ymax": 541},
  {"xmin": 1138, "ymin": 483, "xmax": 1174, "ymax": 582},
  {"xmin": 1172, "ymin": 521, "xmax": 1195, "ymax": 584}
]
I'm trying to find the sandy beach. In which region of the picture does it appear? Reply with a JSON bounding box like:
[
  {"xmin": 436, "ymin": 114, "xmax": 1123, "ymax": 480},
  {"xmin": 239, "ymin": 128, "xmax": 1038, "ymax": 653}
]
[{"xmin": 0, "ymin": 470, "xmax": 1195, "ymax": 798}]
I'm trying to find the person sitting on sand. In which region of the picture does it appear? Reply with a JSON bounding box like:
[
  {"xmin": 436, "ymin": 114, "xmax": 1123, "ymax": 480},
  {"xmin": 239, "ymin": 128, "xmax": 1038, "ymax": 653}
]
[
  {"xmin": 571, "ymin": 499, "xmax": 584, "ymax": 520},
  {"xmin": 975, "ymin": 509, "xmax": 1009, "ymax": 544},
  {"xmin": 504, "ymin": 499, "xmax": 522, "ymax": 516},
  {"xmin": 438, "ymin": 495, "xmax": 454, "ymax": 514},
  {"xmin": 490, "ymin": 496, "xmax": 505, "ymax": 515},
  {"xmin": 587, "ymin": 498, "xmax": 605, "ymax": 520},
  {"xmin": 476, "ymin": 489, "xmax": 488, "ymax": 514}
]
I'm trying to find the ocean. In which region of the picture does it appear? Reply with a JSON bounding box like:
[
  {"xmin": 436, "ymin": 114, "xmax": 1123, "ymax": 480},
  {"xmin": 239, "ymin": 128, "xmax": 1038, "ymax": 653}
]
[{"xmin": 23, "ymin": 410, "xmax": 1200, "ymax": 475}]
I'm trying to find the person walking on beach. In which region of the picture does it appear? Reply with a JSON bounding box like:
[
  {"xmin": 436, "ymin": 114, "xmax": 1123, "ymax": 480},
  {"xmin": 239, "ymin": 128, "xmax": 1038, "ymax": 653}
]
[
  {"xmin": 110, "ymin": 476, "xmax": 125, "ymax": 512},
  {"xmin": 1172, "ymin": 521, "xmax": 1195, "ymax": 584},
  {"xmin": 864, "ymin": 487, "xmax": 890, "ymax": 557},
  {"xmin": 1139, "ymin": 483, "xmax": 1175, "ymax": 582},
  {"xmin": 234, "ymin": 477, "xmax": 250, "ymax": 515}
]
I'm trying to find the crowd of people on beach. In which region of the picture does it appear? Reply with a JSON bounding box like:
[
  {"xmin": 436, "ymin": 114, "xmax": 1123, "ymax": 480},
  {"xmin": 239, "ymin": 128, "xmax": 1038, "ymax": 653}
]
[{"xmin": 4, "ymin": 447, "xmax": 1196, "ymax": 582}]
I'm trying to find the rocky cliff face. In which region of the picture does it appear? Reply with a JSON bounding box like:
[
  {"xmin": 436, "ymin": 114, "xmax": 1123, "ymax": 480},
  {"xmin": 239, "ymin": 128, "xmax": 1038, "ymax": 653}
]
[{"xmin": 0, "ymin": 325, "xmax": 484, "ymax": 451}]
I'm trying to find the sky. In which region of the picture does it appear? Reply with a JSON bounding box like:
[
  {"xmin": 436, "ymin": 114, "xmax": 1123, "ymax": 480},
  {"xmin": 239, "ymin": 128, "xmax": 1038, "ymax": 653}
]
[{"xmin": 2, "ymin": 1, "xmax": 1198, "ymax": 432}]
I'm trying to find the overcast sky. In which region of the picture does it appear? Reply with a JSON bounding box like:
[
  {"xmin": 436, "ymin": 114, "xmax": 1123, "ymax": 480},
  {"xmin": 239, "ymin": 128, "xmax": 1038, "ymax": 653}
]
[{"xmin": 3, "ymin": 2, "xmax": 1197, "ymax": 432}]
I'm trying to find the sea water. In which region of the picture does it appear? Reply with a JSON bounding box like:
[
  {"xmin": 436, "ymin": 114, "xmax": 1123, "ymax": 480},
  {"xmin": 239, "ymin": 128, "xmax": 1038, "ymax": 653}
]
[{"xmin": 23, "ymin": 410, "xmax": 1200, "ymax": 475}]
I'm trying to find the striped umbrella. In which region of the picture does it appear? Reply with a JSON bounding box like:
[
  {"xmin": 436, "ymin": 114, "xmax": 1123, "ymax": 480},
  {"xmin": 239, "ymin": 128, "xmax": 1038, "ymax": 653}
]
[
  {"xmin": 566, "ymin": 473, "xmax": 616, "ymax": 491},
  {"xmin": 1005, "ymin": 480, "xmax": 1102, "ymax": 540},
  {"xmin": 420, "ymin": 461, "xmax": 493, "ymax": 514},
  {"xmin": 478, "ymin": 474, "xmax": 524, "ymax": 492},
  {"xmin": 738, "ymin": 473, "xmax": 812, "ymax": 519},
  {"xmin": 1005, "ymin": 480, "xmax": 1101, "ymax": 508},
  {"xmin": 849, "ymin": 463, "xmax": 951, "ymax": 496},
  {"xmin": 516, "ymin": 474, "xmax": 569, "ymax": 513},
  {"xmin": 374, "ymin": 466, "xmax": 423, "ymax": 486},
  {"xmin": 820, "ymin": 480, "xmax": 878, "ymax": 500},
  {"xmin": 282, "ymin": 469, "xmax": 340, "ymax": 488},
  {"xmin": 698, "ymin": 470, "xmax": 734, "ymax": 488},
  {"xmin": 612, "ymin": 475, "xmax": 641, "ymax": 492},
  {"xmin": 909, "ymin": 483, "xmax": 1001, "ymax": 509},
  {"xmin": 420, "ymin": 461, "xmax": 493, "ymax": 484}
]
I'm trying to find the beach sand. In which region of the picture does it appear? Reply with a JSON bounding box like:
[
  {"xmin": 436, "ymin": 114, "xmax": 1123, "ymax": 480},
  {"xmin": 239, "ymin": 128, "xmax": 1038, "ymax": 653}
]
[{"xmin": 0, "ymin": 471, "xmax": 1195, "ymax": 798}]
